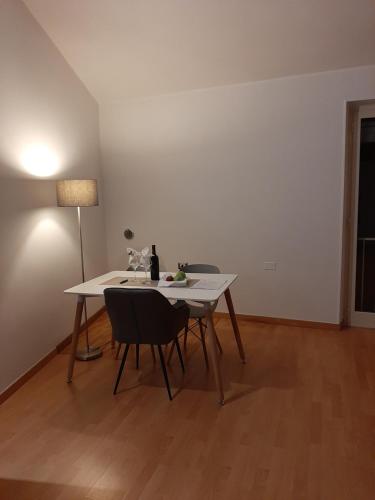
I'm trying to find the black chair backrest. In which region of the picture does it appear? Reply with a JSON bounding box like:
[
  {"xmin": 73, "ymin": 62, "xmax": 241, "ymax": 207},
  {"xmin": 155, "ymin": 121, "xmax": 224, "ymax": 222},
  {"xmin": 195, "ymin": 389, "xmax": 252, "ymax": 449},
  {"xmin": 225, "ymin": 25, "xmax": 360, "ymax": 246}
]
[
  {"xmin": 182, "ymin": 263, "xmax": 220, "ymax": 274},
  {"xmin": 104, "ymin": 288, "xmax": 178, "ymax": 345}
]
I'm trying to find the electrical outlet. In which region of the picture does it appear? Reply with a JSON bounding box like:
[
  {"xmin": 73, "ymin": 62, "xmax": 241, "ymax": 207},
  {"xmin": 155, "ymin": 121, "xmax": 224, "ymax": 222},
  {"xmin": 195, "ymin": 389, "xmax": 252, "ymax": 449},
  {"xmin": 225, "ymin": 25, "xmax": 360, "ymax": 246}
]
[{"xmin": 264, "ymin": 261, "xmax": 276, "ymax": 271}]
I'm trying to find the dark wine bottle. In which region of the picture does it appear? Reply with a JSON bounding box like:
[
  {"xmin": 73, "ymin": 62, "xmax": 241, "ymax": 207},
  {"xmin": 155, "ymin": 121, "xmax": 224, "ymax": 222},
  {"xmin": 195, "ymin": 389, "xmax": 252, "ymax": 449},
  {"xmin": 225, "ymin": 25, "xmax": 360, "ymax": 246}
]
[{"xmin": 150, "ymin": 244, "xmax": 160, "ymax": 281}]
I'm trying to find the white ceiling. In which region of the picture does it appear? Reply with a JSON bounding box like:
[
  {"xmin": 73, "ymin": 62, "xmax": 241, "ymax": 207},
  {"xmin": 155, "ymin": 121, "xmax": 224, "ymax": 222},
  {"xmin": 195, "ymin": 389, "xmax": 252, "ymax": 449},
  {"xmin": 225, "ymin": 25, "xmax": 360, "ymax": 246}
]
[{"xmin": 23, "ymin": 0, "xmax": 375, "ymax": 103}]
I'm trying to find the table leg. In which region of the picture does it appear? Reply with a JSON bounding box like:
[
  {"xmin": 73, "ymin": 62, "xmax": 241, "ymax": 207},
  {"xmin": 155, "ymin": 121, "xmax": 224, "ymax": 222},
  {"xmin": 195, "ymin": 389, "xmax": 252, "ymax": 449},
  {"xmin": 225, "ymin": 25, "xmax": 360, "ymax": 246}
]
[
  {"xmin": 204, "ymin": 303, "xmax": 224, "ymax": 405},
  {"xmin": 224, "ymin": 288, "xmax": 246, "ymax": 363},
  {"xmin": 67, "ymin": 295, "xmax": 84, "ymax": 383}
]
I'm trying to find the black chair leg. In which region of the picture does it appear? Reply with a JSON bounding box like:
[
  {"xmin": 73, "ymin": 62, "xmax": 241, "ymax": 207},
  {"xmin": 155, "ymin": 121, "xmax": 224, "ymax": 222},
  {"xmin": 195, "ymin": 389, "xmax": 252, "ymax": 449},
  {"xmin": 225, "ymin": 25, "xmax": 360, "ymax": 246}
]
[
  {"xmin": 114, "ymin": 344, "xmax": 130, "ymax": 395},
  {"xmin": 183, "ymin": 325, "xmax": 188, "ymax": 350},
  {"xmin": 157, "ymin": 345, "xmax": 172, "ymax": 401},
  {"xmin": 136, "ymin": 344, "xmax": 140, "ymax": 369},
  {"xmin": 150, "ymin": 344, "xmax": 156, "ymax": 362},
  {"xmin": 167, "ymin": 341, "xmax": 175, "ymax": 365},
  {"xmin": 175, "ymin": 337, "xmax": 185, "ymax": 373},
  {"xmin": 215, "ymin": 332, "xmax": 223, "ymax": 354},
  {"xmin": 198, "ymin": 318, "xmax": 209, "ymax": 369}
]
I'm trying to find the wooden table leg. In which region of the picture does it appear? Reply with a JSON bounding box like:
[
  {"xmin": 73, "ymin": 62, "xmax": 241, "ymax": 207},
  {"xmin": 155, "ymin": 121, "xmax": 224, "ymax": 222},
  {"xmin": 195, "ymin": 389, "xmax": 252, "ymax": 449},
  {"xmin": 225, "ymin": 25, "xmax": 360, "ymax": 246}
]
[
  {"xmin": 67, "ymin": 295, "xmax": 84, "ymax": 383},
  {"xmin": 204, "ymin": 303, "xmax": 225, "ymax": 405},
  {"xmin": 224, "ymin": 288, "xmax": 246, "ymax": 363}
]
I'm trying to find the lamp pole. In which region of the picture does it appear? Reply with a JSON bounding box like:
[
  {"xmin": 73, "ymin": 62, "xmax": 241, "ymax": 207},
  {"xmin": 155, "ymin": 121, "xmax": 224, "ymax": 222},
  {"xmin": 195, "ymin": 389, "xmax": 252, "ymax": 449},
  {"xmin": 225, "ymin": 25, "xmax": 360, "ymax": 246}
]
[
  {"xmin": 75, "ymin": 205, "xmax": 102, "ymax": 361},
  {"xmin": 77, "ymin": 206, "xmax": 90, "ymax": 353}
]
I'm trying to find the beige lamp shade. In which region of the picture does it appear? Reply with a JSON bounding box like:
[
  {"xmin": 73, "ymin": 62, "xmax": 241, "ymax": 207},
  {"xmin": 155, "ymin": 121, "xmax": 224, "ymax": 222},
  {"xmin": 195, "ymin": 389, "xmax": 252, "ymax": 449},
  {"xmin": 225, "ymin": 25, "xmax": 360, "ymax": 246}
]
[{"xmin": 56, "ymin": 179, "xmax": 98, "ymax": 207}]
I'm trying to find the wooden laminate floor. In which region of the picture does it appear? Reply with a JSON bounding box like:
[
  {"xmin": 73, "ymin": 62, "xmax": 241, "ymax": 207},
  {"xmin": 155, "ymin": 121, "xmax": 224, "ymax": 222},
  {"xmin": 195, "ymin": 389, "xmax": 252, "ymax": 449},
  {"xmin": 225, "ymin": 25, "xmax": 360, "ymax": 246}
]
[{"xmin": 0, "ymin": 313, "xmax": 375, "ymax": 500}]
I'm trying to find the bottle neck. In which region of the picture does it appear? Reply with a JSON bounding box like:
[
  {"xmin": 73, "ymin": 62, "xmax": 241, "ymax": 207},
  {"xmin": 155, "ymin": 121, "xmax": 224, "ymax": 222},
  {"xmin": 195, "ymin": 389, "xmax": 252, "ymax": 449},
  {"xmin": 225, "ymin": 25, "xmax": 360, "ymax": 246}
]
[{"xmin": 152, "ymin": 245, "xmax": 156, "ymax": 255}]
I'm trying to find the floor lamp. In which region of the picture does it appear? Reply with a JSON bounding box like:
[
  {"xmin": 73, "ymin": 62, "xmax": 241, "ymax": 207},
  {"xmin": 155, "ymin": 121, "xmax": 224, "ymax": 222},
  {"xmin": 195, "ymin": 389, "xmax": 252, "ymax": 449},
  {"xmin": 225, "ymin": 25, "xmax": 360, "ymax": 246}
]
[{"xmin": 56, "ymin": 179, "xmax": 102, "ymax": 361}]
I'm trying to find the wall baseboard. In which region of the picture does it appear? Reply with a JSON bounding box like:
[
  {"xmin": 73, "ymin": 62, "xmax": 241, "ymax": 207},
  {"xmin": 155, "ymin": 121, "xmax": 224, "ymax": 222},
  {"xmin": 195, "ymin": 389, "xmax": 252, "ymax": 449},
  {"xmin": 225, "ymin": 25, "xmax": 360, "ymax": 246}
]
[
  {"xmin": 0, "ymin": 306, "xmax": 107, "ymax": 406},
  {"xmin": 214, "ymin": 312, "xmax": 342, "ymax": 330},
  {"xmin": 0, "ymin": 349, "xmax": 57, "ymax": 406}
]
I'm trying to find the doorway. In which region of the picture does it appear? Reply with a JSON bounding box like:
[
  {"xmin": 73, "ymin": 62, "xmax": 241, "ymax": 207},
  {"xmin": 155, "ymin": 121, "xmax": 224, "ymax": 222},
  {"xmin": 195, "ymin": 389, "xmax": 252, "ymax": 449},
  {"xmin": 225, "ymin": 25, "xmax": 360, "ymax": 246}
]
[{"xmin": 342, "ymin": 102, "xmax": 375, "ymax": 327}]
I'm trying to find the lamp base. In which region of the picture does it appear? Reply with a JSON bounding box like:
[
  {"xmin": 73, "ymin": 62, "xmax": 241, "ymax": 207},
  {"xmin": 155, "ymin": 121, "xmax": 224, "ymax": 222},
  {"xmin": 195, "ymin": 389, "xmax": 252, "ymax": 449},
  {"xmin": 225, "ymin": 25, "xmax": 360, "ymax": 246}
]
[{"xmin": 75, "ymin": 345, "xmax": 103, "ymax": 361}]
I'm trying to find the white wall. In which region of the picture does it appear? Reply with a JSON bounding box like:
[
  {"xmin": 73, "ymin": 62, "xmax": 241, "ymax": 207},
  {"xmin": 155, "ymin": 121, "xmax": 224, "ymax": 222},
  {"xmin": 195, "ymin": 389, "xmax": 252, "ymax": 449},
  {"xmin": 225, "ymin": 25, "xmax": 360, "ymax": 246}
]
[
  {"xmin": 100, "ymin": 65, "xmax": 375, "ymax": 324},
  {"xmin": 0, "ymin": 0, "xmax": 107, "ymax": 394}
]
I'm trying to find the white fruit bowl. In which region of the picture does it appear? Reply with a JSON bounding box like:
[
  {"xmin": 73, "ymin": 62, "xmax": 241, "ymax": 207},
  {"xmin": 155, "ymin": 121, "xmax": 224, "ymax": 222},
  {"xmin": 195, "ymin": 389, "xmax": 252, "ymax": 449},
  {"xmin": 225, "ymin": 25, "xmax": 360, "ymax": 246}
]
[
  {"xmin": 170, "ymin": 279, "xmax": 188, "ymax": 287},
  {"xmin": 158, "ymin": 277, "xmax": 188, "ymax": 287}
]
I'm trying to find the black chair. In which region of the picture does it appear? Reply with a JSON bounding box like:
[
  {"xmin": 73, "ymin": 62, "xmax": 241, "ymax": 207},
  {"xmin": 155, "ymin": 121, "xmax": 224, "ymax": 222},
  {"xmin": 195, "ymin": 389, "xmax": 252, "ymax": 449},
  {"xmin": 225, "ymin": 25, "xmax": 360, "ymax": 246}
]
[{"xmin": 104, "ymin": 288, "xmax": 189, "ymax": 400}]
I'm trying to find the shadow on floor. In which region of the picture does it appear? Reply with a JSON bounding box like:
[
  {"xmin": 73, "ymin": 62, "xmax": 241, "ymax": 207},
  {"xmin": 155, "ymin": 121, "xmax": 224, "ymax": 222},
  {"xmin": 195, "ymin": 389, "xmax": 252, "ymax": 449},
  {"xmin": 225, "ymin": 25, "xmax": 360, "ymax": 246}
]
[
  {"xmin": 0, "ymin": 478, "xmax": 118, "ymax": 500},
  {"xmin": 46, "ymin": 328, "xmax": 299, "ymax": 435}
]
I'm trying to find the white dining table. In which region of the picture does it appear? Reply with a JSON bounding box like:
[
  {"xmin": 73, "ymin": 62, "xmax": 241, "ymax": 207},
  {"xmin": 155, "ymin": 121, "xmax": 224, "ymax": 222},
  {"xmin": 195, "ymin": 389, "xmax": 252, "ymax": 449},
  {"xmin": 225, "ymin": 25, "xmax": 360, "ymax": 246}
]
[{"xmin": 64, "ymin": 270, "xmax": 245, "ymax": 404}]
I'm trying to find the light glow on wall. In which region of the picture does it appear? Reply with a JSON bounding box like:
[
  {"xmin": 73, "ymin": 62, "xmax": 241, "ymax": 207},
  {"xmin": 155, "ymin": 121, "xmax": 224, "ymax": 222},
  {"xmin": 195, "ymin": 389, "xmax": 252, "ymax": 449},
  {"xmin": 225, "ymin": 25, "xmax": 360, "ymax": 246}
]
[
  {"xmin": 5, "ymin": 208, "xmax": 76, "ymax": 288},
  {"xmin": 20, "ymin": 144, "xmax": 60, "ymax": 177}
]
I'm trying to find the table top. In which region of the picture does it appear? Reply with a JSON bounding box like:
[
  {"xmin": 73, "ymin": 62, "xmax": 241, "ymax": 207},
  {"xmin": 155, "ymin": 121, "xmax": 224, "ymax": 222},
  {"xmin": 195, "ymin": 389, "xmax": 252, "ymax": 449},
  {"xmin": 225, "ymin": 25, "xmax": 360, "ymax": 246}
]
[{"xmin": 64, "ymin": 271, "xmax": 237, "ymax": 302}]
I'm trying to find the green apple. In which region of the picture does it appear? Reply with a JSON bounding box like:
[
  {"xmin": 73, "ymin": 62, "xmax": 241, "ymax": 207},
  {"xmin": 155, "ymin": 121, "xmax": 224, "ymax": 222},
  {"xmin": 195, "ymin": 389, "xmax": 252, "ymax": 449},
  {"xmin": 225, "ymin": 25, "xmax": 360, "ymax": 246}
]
[{"xmin": 174, "ymin": 271, "xmax": 186, "ymax": 281}]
